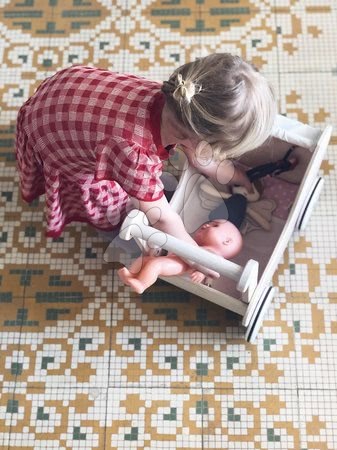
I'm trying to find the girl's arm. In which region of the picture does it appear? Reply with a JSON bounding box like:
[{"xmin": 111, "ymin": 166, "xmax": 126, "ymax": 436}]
[
  {"xmin": 130, "ymin": 195, "xmax": 220, "ymax": 279},
  {"xmin": 131, "ymin": 195, "xmax": 198, "ymax": 246}
]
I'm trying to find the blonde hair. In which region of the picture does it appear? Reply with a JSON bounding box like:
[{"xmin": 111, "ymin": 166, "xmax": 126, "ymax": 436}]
[{"xmin": 162, "ymin": 53, "xmax": 277, "ymax": 160}]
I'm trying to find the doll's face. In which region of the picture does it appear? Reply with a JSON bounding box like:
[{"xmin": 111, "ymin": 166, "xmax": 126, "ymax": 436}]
[{"xmin": 193, "ymin": 220, "xmax": 243, "ymax": 259}]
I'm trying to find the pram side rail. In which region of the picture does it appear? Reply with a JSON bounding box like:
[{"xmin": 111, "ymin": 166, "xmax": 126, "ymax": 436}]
[
  {"xmin": 243, "ymin": 124, "xmax": 333, "ymax": 327},
  {"xmin": 119, "ymin": 209, "xmax": 259, "ymax": 298}
]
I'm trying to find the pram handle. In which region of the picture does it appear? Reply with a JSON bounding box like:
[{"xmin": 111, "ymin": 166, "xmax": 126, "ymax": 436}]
[{"xmin": 119, "ymin": 209, "xmax": 259, "ymax": 295}]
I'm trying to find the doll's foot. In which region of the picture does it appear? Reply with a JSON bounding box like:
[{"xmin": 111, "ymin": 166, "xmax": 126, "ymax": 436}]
[{"xmin": 118, "ymin": 267, "xmax": 146, "ymax": 294}]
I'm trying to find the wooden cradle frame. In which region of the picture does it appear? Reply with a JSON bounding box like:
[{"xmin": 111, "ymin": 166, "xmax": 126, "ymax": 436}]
[{"xmin": 119, "ymin": 115, "xmax": 332, "ymax": 342}]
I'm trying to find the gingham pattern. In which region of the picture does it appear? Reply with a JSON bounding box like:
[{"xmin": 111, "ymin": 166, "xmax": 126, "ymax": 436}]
[{"xmin": 15, "ymin": 66, "xmax": 168, "ymax": 237}]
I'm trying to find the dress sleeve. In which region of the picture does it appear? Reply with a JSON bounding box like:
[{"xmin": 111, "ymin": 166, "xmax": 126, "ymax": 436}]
[{"xmin": 94, "ymin": 137, "xmax": 165, "ymax": 202}]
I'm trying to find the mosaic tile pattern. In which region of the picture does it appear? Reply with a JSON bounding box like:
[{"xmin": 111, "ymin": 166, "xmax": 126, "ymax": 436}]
[{"xmin": 1, "ymin": 0, "xmax": 337, "ymax": 448}]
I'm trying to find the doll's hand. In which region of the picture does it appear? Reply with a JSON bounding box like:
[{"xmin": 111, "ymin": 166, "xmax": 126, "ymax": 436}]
[{"xmin": 190, "ymin": 270, "xmax": 207, "ymax": 284}]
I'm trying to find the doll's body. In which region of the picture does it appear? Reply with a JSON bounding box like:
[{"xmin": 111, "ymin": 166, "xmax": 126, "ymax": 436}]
[{"xmin": 118, "ymin": 219, "xmax": 242, "ymax": 294}]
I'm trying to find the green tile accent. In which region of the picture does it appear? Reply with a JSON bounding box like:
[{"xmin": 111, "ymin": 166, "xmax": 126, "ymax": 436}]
[
  {"xmin": 0, "ymin": 152, "xmax": 16, "ymax": 162},
  {"xmin": 52, "ymin": 236, "xmax": 64, "ymax": 242},
  {"xmin": 17, "ymin": 0, "xmax": 34, "ymax": 6},
  {"xmin": 62, "ymin": 10, "xmax": 101, "ymax": 18},
  {"xmin": 41, "ymin": 356, "xmax": 55, "ymax": 370},
  {"xmin": 14, "ymin": 88, "xmax": 24, "ymax": 98},
  {"xmin": 74, "ymin": 0, "xmax": 92, "ymax": 5},
  {"xmin": 128, "ymin": 338, "xmax": 141, "ymax": 350},
  {"xmin": 165, "ymin": 356, "xmax": 177, "ymax": 370},
  {"xmin": 142, "ymin": 291, "xmax": 189, "ymax": 303},
  {"xmin": 14, "ymin": 22, "xmax": 32, "ymax": 29},
  {"xmin": 227, "ymin": 356, "xmax": 239, "ymax": 370},
  {"xmin": 73, "ymin": 427, "xmax": 86, "ymax": 440},
  {"xmin": 37, "ymin": 407, "xmax": 49, "ymax": 421},
  {"xmin": 85, "ymin": 248, "xmax": 97, "ymax": 259},
  {"xmin": 0, "ymin": 293, "xmax": 12, "ymax": 303},
  {"xmin": 0, "ymin": 138, "xmax": 14, "ymax": 147},
  {"xmin": 4, "ymin": 309, "xmax": 39, "ymax": 327},
  {"xmin": 124, "ymin": 427, "xmax": 138, "ymax": 441},
  {"xmin": 184, "ymin": 308, "xmax": 218, "ymax": 326},
  {"xmin": 79, "ymin": 338, "xmax": 92, "ymax": 350},
  {"xmin": 162, "ymin": 0, "xmax": 180, "ymax": 4},
  {"xmin": 228, "ymin": 407, "xmax": 241, "ymax": 421},
  {"xmin": 40, "ymin": 22, "xmax": 64, "ymax": 34},
  {"xmin": 188, "ymin": 19, "xmax": 215, "ymax": 32},
  {"xmin": 43, "ymin": 59, "xmax": 53, "ymax": 67},
  {"xmin": 161, "ymin": 20, "xmax": 180, "ymax": 29},
  {"xmin": 18, "ymin": 54, "xmax": 28, "ymax": 63},
  {"xmin": 196, "ymin": 362, "xmax": 208, "ymax": 376},
  {"xmin": 71, "ymin": 21, "xmax": 91, "ymax": 29},
  {"xmin": 294, "ymin": 320, "xmax": 301, "ymax": 332},
  {"xmin": 24, "ymin": 226, "xmax": 36, "ymax": 237},
  {"xmin": 220, "ymin": 19, "xmax": 239, "ymax": 27},
  {"xmin": 210, "ymin": 7, "xmax": 249, "ymax": 15},
  {"xmin": 154, "ymin": 308, "xmax": 177, "ymax": 320},
  {"xmin": 46, "ymin": 309, "xmax": 71, "ymax": 320},
  {"xmin": 11, "ymin": 363, "xmax": 23, "ymax": 376},
  {"xmin": 29, "ymin": 198, "xmax": 40, "ymax": 207},
  {"xmin": 1, "ymin": 191, "xmax": 13, "ymax": 201},
  {"xmin": 196, "ymin": 400, "xmax": 208, "ymax": 415},
  {"xmin": 10, "ymin": 269, "xmax": 44, "ymax": 286},
  {"xmin": 140, "ymin": 41, "xmax": 150, "ymax": 49},
  {"xmin": 267, "ymin": 428, "xmax": 281, "ymax": 442},
  {"xmin": 263, "ymin": 339, "xmax": 277, "ymax": 351},
  {"xmin": 4, "ymin": 11, "xmax": 43, "ymax": 18},
  {"xmin": 49, "ymin": 276, "xmax": 71, "ymax": 287},
  {"xmin": 163, "ymin": 407, "xmax": 177, "ymax": 421},
  {"xmin": 151, "ymin": 9, "xmax": 191, "ymax": 16},
  {"xmin": 0, "ymin": 232, "xmax": 8, "ymax": 243},
  {"xmin": 68, "ymin": 54, "xmax": 80, "ymax": 62},
  {"xmin": 290, "ymin": 263, "xmax": 296, "ymax": 275},
  {"xmin": 99, "ymin": 41, "xmax": 109, "ymax": 50},
  {"xmin": 252, "ymin": 39, "xmax": 261, "ymax": 47},
  {"xmin": 169, "ymin": 53, "xmax": 180, "ymax": 62},
  {"xmin": 36, "ymin": 292, "xmax": 83, "ymax": 303},
  {"xmin": 7, "ymin": 399, "xmax": 19, "ymax": 414}
]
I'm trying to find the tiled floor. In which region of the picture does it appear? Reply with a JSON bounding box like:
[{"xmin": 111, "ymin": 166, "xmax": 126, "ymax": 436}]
[{"xmin": 1, "ymin": 0, "xmax": 337, "ymax": 449}]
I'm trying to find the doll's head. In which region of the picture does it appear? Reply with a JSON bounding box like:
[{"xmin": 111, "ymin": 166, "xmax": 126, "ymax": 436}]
[{"xmin": 192, "ymin": 219, "xmax": 243, "ymax": 259}]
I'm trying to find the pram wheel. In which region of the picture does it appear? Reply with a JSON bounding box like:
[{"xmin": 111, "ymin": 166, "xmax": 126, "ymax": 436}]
[
  {"xmin": 296, "ymin": 177, "xmax": 324, "ymax": 231},
  {"xmin": 245, "ymin": 286, "xmax": 276, "ymax": 343}
]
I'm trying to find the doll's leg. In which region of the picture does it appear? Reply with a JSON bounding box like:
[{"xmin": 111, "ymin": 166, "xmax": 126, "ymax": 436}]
[{"xmin": 118, "ymin": 255, "xmax": 188, "ymax": 294}]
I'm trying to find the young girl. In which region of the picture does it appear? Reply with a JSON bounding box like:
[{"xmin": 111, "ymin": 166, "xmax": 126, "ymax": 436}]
[{"xmin": 15, "ymin": 53, "xmax": 276, "ymax": 255}]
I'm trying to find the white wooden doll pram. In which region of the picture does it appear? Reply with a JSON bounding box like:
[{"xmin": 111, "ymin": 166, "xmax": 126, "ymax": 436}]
[{"xmin": 119, "ymin": 115, "xmax": 332, "ymax": 342}]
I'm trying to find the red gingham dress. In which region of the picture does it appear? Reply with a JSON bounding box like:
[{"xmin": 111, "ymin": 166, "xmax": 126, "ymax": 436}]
[{"xmin": 15, "ymin": 66, "xmax": 169, "ymax": 237}]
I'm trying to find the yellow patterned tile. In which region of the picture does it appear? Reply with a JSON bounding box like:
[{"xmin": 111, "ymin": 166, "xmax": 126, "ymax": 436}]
[
  {"xmin": 6, "ymin": 385, "xmax": 106, "ymax": 449},
  {"xmin": 13, "ymin": 296, "xmax": 112, "ymax": 389}
]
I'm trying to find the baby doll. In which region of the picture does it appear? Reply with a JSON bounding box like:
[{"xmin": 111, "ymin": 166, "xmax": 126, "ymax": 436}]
[{"xmin": 118, "ymin": 219, "xmax": 243, "ymax": 294}]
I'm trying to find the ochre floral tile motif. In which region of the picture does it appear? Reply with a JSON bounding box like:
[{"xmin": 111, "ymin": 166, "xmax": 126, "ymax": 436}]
[{"xmin": 1, "ymin": 0, "xmax": 337, "ymax": 448}]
